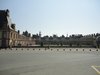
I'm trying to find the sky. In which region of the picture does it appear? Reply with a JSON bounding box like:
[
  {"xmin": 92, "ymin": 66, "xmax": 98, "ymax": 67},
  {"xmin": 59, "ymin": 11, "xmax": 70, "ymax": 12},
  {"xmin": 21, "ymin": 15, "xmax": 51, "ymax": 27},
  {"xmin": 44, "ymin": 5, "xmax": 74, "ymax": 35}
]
[{"xmin": 0, "ymin": 0, "xmax": 100, "ymax": 36}]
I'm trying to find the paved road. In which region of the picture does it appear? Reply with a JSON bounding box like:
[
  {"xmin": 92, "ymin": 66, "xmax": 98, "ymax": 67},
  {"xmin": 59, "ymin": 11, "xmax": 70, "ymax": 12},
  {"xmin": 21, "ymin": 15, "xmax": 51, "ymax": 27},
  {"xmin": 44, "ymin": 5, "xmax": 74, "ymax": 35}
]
[{"xmin": 0, "ymin": 48, "xmax": 100, "ymax": 75}]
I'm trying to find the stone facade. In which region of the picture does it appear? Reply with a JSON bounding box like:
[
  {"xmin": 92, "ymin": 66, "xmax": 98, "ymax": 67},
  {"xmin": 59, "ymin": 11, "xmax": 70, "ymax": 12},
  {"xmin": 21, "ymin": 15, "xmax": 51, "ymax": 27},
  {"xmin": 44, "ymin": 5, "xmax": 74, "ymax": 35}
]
[{"xmin": 0, "ymin": 9, "xmax": 35, "ymax": 48}]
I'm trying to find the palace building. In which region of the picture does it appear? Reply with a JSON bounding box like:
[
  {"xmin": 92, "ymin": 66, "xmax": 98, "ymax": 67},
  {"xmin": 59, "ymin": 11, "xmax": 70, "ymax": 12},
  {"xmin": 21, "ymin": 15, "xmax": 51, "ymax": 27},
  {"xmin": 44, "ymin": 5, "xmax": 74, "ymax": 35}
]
[{"xmin": 0, "ymin": 9, "xmax": 35, "ymax": 48}]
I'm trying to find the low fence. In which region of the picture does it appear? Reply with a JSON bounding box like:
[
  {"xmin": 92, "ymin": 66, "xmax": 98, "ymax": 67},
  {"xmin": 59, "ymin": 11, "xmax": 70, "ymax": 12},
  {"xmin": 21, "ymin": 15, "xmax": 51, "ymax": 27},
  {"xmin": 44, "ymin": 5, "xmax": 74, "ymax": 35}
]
[{"xmin": 13, "ymin": 45, "xmax": 95, "ymax": 48}]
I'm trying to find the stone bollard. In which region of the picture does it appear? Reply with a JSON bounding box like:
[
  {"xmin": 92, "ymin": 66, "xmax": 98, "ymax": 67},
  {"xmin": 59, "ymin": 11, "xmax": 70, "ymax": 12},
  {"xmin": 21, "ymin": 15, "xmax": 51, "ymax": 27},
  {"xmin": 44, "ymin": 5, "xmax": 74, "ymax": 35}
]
[
  {"xmin": 39, "ymin": 49, "xmax": 40, "ymax": 50},
  {"xmin": 83, "ymin": 49, "xmax": 84, "ymax": 51},
  {"xmin": 16, "ymin": 48, "xmax": 17, "ymax": 50},
  {"xmin": 45, "ymin": 48, "xmax": 46, "ymax": 50},
  {"xmin": 90, "ymin": 49, "xmax": 91, "ymax": 51},
  {"xmin": 70, "ymin": 49, "xmax": 71, "ymax": 51},
  {"xmin": 57, "ymin": 49, "xmax": 59, "ymax": 51},
  {"xmin": 76, "ymin": 49, "xmax": 78, "ymax": 51},
  {"xmin": 96, "ymin": 49, "xmax": 98, "ymax": 51},
  {"xmin": 63, "ymin": 49, "xmax": 65, "ymax": 51},
  {"xmin": 51, "ymin": 49, "xmax": 52, "ymax": 51}
]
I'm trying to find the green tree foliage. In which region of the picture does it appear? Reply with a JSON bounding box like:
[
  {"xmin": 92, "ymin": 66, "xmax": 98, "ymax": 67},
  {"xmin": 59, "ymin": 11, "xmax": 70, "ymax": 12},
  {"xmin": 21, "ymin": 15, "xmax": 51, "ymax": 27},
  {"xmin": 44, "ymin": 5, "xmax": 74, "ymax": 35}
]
[
  {"xmin": 23, "ymin": 30, "xmax": 31, "ymax": 37},
  {"xmin": 40, "ymin": 42, "xmax": 43, "ymax": 47}
]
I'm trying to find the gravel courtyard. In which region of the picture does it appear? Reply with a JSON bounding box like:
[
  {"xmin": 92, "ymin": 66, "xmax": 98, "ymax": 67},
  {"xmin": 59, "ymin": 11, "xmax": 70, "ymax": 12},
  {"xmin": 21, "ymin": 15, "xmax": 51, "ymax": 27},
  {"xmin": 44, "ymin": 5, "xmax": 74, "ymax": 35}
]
[{"xmin": 0, "ymin": 48, "xmax": 100, "ymax": 75}]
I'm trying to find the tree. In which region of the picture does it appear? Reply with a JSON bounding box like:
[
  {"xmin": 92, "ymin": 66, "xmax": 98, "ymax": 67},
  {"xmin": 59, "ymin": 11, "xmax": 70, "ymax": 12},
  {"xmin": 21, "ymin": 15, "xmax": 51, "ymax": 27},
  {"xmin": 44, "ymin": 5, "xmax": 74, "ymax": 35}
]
[
  {"xmin": 53, "ymin": 34, "xmax": 58, "ymax": 38},
  {"xmin": 96, "ymin": 36, "xmax": 100, "ymax": 48},
  {"xmin": 69, "ymin": 43, "xmax": 72, "ymax": 47},
  {"xmin": 28, "ymin": 33, "xmax": 31, "ymax": 37},
  {"xmin": 23, "ymin": 31, "xmax": 27, "ymax": 36},
  {"xmin": 60, "ymin": 42, "xmax": 63, "ymax": 46},
  {"xmin": 77, "ymin": 43, "xmax": 80, "ymax": 47},
  {"xmin": 23, "ymin": 30, "xmax": 31, "ymax": 37},
  {"xmin": 18, "ymin": 30, "xmax": 20, "ymax": 34},
  {"xmin": 40, "ymin": 42, "xmax": 43, "ymax": 47},
  {"xmin": 61, "ymin": 35, "xmax": 65, "ymax": 38}
]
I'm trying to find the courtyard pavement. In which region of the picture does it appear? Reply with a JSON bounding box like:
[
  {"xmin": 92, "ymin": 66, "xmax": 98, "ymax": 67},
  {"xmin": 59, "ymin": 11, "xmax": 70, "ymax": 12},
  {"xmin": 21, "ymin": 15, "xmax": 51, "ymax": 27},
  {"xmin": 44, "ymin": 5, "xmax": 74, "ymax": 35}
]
[{"xmin": 0, "ymin": 48, "xmax": 100, "ymax": 75}]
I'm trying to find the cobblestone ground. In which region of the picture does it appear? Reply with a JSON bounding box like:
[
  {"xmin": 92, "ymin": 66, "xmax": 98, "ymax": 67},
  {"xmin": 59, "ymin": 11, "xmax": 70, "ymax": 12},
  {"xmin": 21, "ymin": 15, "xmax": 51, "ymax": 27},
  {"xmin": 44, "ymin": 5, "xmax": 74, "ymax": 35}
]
[{"xmin": 0, "ymin": 48, "xmax": 100, "ymax": 75}]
